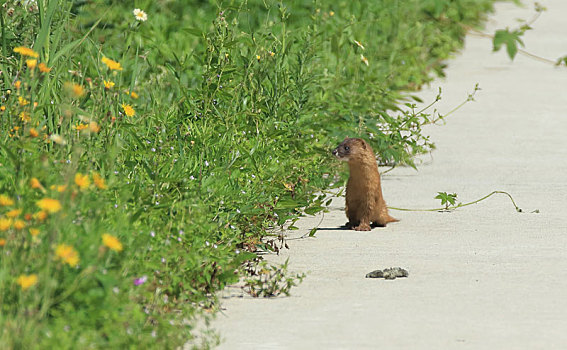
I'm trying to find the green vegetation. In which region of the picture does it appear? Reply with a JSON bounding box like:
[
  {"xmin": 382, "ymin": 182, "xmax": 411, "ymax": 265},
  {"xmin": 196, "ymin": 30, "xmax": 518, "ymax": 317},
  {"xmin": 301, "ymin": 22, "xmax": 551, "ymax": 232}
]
[{"xmin": 0, "ymin": 0, "xmax": 495, "ymax": 348}]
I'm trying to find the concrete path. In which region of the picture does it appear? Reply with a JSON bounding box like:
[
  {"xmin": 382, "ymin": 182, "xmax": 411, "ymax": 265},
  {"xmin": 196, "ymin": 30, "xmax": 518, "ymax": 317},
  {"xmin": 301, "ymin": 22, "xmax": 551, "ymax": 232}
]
[{"xmin": 209, "ymin": 1, "xmax": 567, "ymax": 349}]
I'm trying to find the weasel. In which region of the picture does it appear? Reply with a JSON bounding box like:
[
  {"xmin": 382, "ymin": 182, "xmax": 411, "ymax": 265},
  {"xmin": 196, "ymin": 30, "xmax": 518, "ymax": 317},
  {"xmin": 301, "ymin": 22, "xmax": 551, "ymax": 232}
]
[{"xmin": 332, "ymin": 137, "xmax": 398, "ymax": 231}]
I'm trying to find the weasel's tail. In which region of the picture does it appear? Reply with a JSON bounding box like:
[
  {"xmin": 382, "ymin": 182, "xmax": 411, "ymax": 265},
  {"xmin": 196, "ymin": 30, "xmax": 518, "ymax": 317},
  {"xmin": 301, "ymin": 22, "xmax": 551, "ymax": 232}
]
[{"xmin": 386, "ymin": 214, "xmax": 399, "ymax": 223}]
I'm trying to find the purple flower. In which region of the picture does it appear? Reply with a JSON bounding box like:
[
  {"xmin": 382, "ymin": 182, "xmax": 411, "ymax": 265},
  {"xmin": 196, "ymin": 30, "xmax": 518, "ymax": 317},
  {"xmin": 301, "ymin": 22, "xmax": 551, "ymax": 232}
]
[{"xmin": 134, "ymin": 275, "xmax": 148, "ymax": 286}]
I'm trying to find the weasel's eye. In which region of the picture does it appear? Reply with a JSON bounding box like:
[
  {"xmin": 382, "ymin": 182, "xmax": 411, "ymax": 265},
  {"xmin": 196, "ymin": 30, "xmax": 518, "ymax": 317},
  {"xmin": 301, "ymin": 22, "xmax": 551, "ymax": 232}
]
[{"xmin": 344, "ymin": 146, "xmax": 350, "ymax": 151}]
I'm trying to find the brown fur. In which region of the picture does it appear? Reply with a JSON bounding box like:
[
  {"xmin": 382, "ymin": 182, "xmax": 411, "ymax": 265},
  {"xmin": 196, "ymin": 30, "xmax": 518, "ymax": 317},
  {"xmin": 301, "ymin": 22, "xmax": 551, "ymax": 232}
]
[{"xmin": 332, "ymin": 138, "xmax": 398, "ymax": 231}]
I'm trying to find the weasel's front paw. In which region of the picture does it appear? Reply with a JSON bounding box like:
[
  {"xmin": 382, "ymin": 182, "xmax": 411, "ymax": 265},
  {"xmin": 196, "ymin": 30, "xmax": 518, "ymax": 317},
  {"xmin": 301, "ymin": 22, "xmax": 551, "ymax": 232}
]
[{"xmin": 354, "ymin": 223, "xmax": 371, "ymax": 231}]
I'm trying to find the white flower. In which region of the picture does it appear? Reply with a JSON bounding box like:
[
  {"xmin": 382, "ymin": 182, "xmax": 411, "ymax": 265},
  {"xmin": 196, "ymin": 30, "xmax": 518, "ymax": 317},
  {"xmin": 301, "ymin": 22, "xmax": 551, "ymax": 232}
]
[
  {"xmin": 133, "ymin": 9, "xmax": 147, "ymax": 22},
  {"xmin": 50, "ymin": 134, "xmax": 67, "ymax": 145},
  {"xmin": 354, "ymin": 40, "xmax": 365, "ymax": 50},
  {"xmin": 360, "ymin": 54, "xmax": 369, "ymax": 66}
]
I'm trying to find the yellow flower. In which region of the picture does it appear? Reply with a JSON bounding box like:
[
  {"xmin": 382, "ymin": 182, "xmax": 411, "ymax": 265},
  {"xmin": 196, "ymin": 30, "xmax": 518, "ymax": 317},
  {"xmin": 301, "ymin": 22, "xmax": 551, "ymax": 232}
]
[
  {"xmin": 14, "ymin": 46, "xmax": 39, "ymax": 58},
  {"xmin": 56, "ymin": 244, "xmax": 80, "ymax": 266},
  {"xmin": 74, "ymin": 173, "xmax": 90, "ymax": 190},
  {"xmin": 124, "ymin": 90, "xmax": 139, "ymax": 99},
  {"xmin": 36, "ymin": 198, "xmax": 62, "ymax": 213},
  {"xmin": 0, "ymin": 106, "xmax": 5, "ymax": 112},
  {"xmin": 19, "ymin": 111, "xmax": 31, "ymax": 122},
  {"xmin": 0, "ymin": 218, "xmax": 12, "ymax": 231},
  {"xmin": 64, "ymin": 82, "xmax": 85, "ymax": 98},
  {"xmin": 121, "ymin": 104, "xmax": 135, "ymax": 117},
  {"xmin": 6, "ymin": 209, "xmax": 22, "ymax": 218},
  {"xmin": 103, "ymin": 80, "xmax": 115, "ymax": 89},
  {"xmin": 88, "ymin": 122, "xmax": 100, "ymax": 133},
  {"xmin": 29, "ymin": 228, "xmax": 40, "ymax": 237},
  {"xmin": 360, "ymin": 54, "xmax": 369, "ymax": 66},
  {"xmin": 50, "ymin": 185, "xmax": 67, "ymax": 193},
  {"xmin": 74, "ymin": 123, "xmax": 89, "ymax": 131},
  {"xmin": 26, "ymin": 59, "xmax": 37, "ymax": 69},
  {"xmin": 92, "ymin": 173, "xmax": 107, "ymax": 190},
  {"xmin": 30, "ymin": 177, "xmax": 44, "ymax": 190},
  {"xmin": 17, "ymin": 274, "xmax": 38, "ymax": 291},
  {"xmin": 0, "ymin": 194, "xmax": 14, "ymax": 206},
  {"xmin": 269, "ymin": 51, "xmax": 275, "ymax": 57},
  {"xmin": 101, "ymin": 56, "xmax": 123, "ymax": 71},
  {"xmin": 13, "ymin": 220, "xmax": 25, "ymax": 230},
  {"xmin": 102, "ymin": 233, "xmax": 123, "ymax": 252},
  {"xmin": 14, "ymin": 80, "xmax": 21, "ymax": 89},
  {"xmin": 256, "ymin": 55, "xmax": 261, "ymax": 61},
  {"xmin": 33, "ymin": 211, "xmax": 48, "ymax": 221},
  {"xmin": 38, "ymin": 62, "xmax": 51, "ymax": 73},
  {"xmin": 0, "ymin": 238, "xmax": 5, "ymax": 247},
  {"xmin": 329, "ymin": 11, "xmax": 335, "ymax": 16},
  {"xmin": 18, "ymin": 96, "xmax": 29, "ymax": 106},
  {"xmin": 29, "ymin": 128, "xmax": 39, "ymax": 138}
]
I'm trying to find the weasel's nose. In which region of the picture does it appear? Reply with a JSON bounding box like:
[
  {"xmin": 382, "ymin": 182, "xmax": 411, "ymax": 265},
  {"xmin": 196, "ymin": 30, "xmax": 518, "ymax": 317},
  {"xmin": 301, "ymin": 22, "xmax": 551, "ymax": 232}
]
[{"xmin": 332, "ymin": 149, "xmax": 337, "ymax": 156}]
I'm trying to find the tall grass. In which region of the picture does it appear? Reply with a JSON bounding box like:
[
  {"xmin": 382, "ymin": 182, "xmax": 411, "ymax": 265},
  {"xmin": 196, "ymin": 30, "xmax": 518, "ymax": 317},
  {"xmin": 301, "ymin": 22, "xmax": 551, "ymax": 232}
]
[{"xmin": 0, "ymin": 0, "xmax": 494, "ymax": 348}]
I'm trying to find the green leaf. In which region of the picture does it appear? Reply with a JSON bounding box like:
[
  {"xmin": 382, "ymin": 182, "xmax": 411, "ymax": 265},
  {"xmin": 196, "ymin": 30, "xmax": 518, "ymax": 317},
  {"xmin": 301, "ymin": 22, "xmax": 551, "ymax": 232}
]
[
  {"xmin": 492, "ymin": 29, "xmax": 524, "ymax": 60},
  {"xmin": 308, "ymin": 227, "xmax": 318, "ymax": 237}
]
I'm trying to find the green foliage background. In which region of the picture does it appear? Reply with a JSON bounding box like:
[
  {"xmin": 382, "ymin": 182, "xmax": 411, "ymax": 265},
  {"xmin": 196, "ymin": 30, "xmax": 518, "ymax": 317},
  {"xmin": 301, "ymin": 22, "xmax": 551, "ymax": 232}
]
[{"xmin": 0, "ymin": 0, "xmax": 494, "ymax": 348}]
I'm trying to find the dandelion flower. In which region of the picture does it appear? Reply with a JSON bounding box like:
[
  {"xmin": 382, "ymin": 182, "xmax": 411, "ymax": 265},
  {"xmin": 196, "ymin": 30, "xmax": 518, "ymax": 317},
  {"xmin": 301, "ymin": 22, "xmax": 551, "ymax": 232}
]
[
  {"xmin": 38, "ymin": 62, "xmax": 51, "ymax": 73},
  {"xmin": 30, "ymin": 177, "xmax": 43, "ymax": 189},
  {"xmin": 36, "ymin": 198, "xmax": 62, "ymax": 213},
  {"xmin": 33, "ymin": 211, "xmax": 48, "ymax": 221},
  {"xmin": 92, "ymin": 172, "xmax": 107, "ymax": 189},
  {"xmin": 13, "ymin": 46, "xmax": 39, "ymax": 58},
  {"xmin": 29, "ymin": 128, "xmax": 39, "ymax": 138},
  {"xmin": 13, "ymin": 220, "xmax": 25, "ymax": 230},
  {"xmin": 64, "ymin": 82, "xmax": 85, "ymax": 98},
  {"xmin": 124, "ymin": 90, "xmax": 138, "ymax": 99},
  {"xmin": 0, "ymin": 195, "xmax": 14, "ymax": 206},
  {"xmin": 103, "ymin": 80, "xmax": 115, "ymax": 89},
  {"xmin": 0, "ymin": 218, "xmax": 12, "ymax": 231},
  {"xmin": 29, "ymin": 228, "xmax": 40, "ymax": 236},
  {"xmin": 256, "ymin": 55, "xmax": 261, "ymax": 61},
  {"xmin": 6, "ymin": 209, "xmax": 22, "ymax": 218},
  {"xmin": 26, "ymin": 59, "xmax": 37, "ymax": 69},
  {"xmin": 56, "ymin": 244, "xmax": 79, "ymax": 266},
  {"xmin": 133, "ymin": 9, "xmax": 147, "ymax": 22},
  {"xmin": 74, "ymin": 123, "xmax": 89, "ymax": 131},
  {"xmin": 18, "ymin": 96, "xmax": 29, "ymax": 106},
  {"xmin": 121, "ymin": 104, "xmax": 135, "ymax": 117},
  {"xmin": 0, "ymin": 238, "xmax": 5, "ymax": 246},
  {"xmin": 74, "ymin": 173, "xmax": 90, "ymax": 190},
  {"xmin": 50, "ymin": 185, "xmax": 67, "ymax": 193},
  {"xmin": 329, "ymin": 11, "xmax": 335, "ymax": 16},
  {"xmin": 88, "ymin": 122, "xmax": 100, "ymax": 133},
  {"xmin": 102, "ymin": 233, "xmax": 123, "ymax": 252},
  {"xmin": 14, "ymin": 81, "xmax": 21, "ymax": 89},
  {"xmin": 360, "ymin": 54, "xmax": 369, "ymax": 66},
  {"xmin": 101, "ymin": 56, "xmax": 123, "ymax": 71},
  {"xmin": 19, "ymin": 111, "xmax": 31, "ymax": 122},
  {"xmin": 17, "ymin": 274, "xmax": 38, "ymax": 291},
  {"xmin": 0, "ymin": 106, "xmax": 5, "ymax": 112}
]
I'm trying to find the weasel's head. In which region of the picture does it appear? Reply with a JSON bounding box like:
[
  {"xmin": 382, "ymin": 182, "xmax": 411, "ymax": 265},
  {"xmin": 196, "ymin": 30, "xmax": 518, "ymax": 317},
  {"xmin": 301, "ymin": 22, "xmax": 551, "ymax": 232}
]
[{"xmin": 332, "ymin": 137, "xmax": 369, "ymax": 162}]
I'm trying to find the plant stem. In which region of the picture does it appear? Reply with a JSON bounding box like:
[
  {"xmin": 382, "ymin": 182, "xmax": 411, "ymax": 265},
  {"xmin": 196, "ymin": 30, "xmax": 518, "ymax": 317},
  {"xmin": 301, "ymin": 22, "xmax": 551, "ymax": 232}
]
[{"xmin": 389, "ymin": 190, "xmax": 523, "ymax": 212}]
